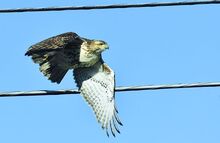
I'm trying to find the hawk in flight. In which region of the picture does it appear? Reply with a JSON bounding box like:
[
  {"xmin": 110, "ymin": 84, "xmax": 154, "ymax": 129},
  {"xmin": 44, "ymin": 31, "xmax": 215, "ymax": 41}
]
[{"xmin": 25, "ymin": 32, "xmax": 122, "ymax": 137}]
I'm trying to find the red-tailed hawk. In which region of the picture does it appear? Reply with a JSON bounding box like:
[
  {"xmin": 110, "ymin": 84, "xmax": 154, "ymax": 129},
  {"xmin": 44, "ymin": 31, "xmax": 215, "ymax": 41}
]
[{"xmin": 25, "ymin": 32, "xmax": 122, "ymax": 137}]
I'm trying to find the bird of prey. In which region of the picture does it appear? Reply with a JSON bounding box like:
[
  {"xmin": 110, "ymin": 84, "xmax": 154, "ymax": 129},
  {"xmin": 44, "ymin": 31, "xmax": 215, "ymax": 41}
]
[{"xmin": 25, "ymin": 32, "xmax": 122, "ymax": 137}]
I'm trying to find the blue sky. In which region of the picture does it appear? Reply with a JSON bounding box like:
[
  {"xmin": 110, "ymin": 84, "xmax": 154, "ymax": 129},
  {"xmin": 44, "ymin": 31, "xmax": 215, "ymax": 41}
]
[{"xmin": 0, "ymin": 0, "xmax": 220, "ymax": 142}]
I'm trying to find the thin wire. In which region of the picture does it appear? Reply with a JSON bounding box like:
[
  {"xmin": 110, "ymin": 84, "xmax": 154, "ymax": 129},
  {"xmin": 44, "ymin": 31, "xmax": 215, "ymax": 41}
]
[
  {"xmin": 1, "ymin": 82, "xmax": 220, "ymax": 97},
  {"xmin": 0, "ymin": 0, "xmax": 220, "ymax": 13}
]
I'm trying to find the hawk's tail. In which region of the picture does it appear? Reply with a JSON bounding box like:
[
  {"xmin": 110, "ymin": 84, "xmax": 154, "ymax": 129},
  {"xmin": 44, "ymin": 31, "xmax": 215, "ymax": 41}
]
[{"xmin": 27, "ymin": 53, "xmax": 69, "ymax": 84}]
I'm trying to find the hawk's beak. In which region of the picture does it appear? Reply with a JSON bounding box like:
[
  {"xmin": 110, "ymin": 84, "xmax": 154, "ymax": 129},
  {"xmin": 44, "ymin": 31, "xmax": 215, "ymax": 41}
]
[{"xmin": 105, "ymin": 44, "xmax": 109, "ymax": 50}]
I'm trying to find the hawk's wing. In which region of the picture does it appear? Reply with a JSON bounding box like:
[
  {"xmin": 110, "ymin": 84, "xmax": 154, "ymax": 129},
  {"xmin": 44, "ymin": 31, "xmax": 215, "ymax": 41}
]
[
  {"xmin": 73, "ymin": 61, "xmax": 123, "ymax": 137},
  {"xmin": 25, "ymin": 32, "xmax": 84, "ymax": 83}
]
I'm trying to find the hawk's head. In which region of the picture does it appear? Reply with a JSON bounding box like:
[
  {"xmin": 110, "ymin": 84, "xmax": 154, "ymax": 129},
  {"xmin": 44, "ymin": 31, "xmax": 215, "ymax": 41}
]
[{"xmin": 89, "ymin": 40, "xmax": 109, "ymax": 54}]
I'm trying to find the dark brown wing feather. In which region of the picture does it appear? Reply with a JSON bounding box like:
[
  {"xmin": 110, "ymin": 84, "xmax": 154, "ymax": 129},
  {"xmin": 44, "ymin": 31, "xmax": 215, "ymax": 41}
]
[
  {"xmin": 25, "ymin": 32, "xmax": 82, "ymax": 56},
  {"xmin": 25, "ymin": 32, "xmax": 84, "ymax": 83}
]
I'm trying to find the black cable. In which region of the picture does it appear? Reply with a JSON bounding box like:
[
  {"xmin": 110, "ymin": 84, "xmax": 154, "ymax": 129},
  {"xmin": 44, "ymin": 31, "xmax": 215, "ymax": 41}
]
[{"xmin": 0, "ymin": 0, "xmax": 219, "ymax": 13}]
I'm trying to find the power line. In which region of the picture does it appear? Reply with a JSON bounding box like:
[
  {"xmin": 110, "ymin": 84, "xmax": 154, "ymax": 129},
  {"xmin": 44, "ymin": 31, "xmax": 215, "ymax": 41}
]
[
  {"xmin": 0, "ymin": 0, "xmax": 220, "ymax": 13},
  {"xmin": 1, "ymin": 82, "xmax": 220, "ymax": 97}
]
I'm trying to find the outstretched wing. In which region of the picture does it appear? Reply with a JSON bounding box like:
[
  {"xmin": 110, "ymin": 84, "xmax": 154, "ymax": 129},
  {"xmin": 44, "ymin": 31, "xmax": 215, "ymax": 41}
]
[
  {"xmin": 25, "ymin": 32, "xmax": 84, "ymax": 83},
  {"xmin": 73, "ymin": 61, "xmax": 123, "ymax": 137}
]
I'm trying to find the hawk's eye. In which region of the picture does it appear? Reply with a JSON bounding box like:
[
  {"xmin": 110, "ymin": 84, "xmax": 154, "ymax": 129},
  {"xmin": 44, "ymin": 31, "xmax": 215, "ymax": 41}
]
[{"xmin": 99, "ymin": 42, "xmax": 104, "ymax": 45}]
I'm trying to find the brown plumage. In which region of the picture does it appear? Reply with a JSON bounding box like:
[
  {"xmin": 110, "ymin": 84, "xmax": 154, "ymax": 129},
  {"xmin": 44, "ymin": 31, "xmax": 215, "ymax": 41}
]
[
  {"xmin": 25, "ymin": 32, "xmax": 83, "ymax": 83},
  {"xmin": 25, "ymin": 32, "xmax": 122, "ymax": 137}
]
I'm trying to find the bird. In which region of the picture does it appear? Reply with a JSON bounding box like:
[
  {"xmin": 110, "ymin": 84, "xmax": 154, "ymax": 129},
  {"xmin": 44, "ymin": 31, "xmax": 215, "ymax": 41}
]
[{"xmin": 25, "ymin": 32, "xmax": 123, "ymax": 137}]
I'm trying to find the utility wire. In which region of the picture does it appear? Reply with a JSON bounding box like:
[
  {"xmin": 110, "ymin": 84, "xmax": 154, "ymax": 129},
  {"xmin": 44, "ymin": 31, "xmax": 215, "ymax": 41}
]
[
  {"xmin": 1, "ymin": 82, "xmax": 220, "ymax": 97},
  {"xmin": 0, "ymin": 0, "xmax": 220, "ymax": 13}
]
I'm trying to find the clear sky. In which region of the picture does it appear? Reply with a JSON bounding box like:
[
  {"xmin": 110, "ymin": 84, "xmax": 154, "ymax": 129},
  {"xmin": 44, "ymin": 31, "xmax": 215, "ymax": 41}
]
[{"xmin": 0, "ymin": 0, "xmax": 220, "ymax": 142}]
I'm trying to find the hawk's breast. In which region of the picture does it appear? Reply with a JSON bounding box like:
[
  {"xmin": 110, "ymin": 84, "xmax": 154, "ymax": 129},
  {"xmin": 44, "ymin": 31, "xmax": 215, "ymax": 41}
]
[{"xmin": 79, "ymin": 43, "xmax": 100, "ymax": 67}]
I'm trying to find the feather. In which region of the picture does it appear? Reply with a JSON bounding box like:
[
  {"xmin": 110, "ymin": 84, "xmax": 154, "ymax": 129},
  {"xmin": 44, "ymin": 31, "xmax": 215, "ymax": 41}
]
[
  {"xmin": 25, "ymin": 32, "xmax": 82, "ymax": 83},
  {"xmin": 74, "ymin": 61, "xmax": 122, "ymax": 137}
]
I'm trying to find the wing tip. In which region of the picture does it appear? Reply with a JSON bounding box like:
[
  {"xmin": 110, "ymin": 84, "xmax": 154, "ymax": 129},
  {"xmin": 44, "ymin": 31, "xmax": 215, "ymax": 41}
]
[
  {"xmin": 118, "ymin": 121, "xmax": 123, "ymax": 126},
  {"xmin": 25, "ymin": 45, "xmax": 36, "ymax": 56},
  {"xmin": 25, "ymin": 50, "xmax": 31, "ymax": 56}
]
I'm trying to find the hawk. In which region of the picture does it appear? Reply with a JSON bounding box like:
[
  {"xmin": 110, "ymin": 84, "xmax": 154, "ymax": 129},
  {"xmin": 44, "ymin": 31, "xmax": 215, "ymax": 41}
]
[{"xmin": 25, "ymin": 32, "xmax": 122, "ymax": 137}]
